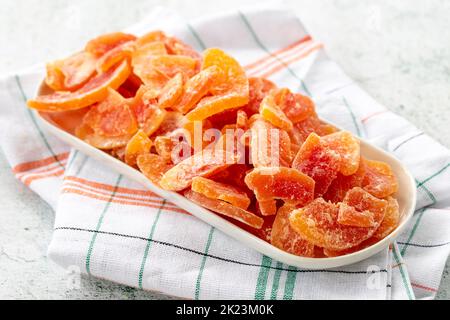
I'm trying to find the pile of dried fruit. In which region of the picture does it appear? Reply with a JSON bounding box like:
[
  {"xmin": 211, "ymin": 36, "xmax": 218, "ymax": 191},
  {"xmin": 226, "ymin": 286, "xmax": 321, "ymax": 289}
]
[{"xmin": 28, "ymin": 31, "xmax": 400, "ymax": 258}]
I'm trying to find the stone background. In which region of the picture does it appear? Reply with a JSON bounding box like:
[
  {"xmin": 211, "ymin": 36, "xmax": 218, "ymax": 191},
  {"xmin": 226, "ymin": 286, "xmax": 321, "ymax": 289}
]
[{"xmin": 0, "ymin": 0, "xmax": 449, "ymax": 299}]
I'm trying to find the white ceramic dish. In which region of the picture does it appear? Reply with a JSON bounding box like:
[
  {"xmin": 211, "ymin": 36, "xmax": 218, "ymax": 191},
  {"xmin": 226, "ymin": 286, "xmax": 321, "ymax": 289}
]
[{"xmin": 34, "ymin": 82, "xmax": 417, "ymax": 269}]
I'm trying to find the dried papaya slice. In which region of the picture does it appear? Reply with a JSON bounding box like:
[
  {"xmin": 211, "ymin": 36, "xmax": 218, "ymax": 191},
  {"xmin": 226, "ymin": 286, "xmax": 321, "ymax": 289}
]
[
  {"xmin": 131, "ymin": 85, "xmax": 167, "ymax": 136},
  {"xmin": 131, "ymin": 42, "xmax": 168, "ymax": 88},
  {"xmin": 259, "ymin": 94, "xmax": 293, "ymax": 131},
  {"xmin": 175, "ymin": 66, "xmax": 221, "ymax": 113},
  {"xmin": 249, "ymin": 116, "xmax": 292, "ymax": 167},
  {"xmin": 236, "ymin": 110, "xmax": 248, "ymax": 129},
  {"xmin": 151, "ymin": 55, "xmax": 198, "ymax": 79},
  {"xmin": 84, "ymin": 134, "xmax": 133, "ymax": 150},
  {"xmin": 186, "ymin": 92, "xmax": 249, "ymax": 122},
  {"xmin": 338, "ymin": 187, "xmax": 387, "ymax": 228},
  {"xmin": 372, "ymin": 196, "xmax": 400, "ymax": 239},
  {"xmin": 45, "ymin": 51, "xmax": 97, "ymax": 91},
  {"xmin": 97, "ymin": 41, "xmax": 135, "ymax": 73},
  {"xmin": 316, "ymin": 120, "xmax": 339, "ymax": 136},
  {"xmin": 288, "ymin": 93, "xmax": 316, "ymax": 123},
  {"xmin": 82, "ymin": 88, "xmax": 137, "ymax": 137},
  {"xmin": 337, "ymin": 203, "xmax": 376, "ymax": 228},
  {"xmin": 137, "ymin": 153, "xmax": 173, "ymax": 186},
  {"xmin": 164, "ymin": 36, "xmax": 202, "ymax": 61},
  {"xmin": 151, "ymin": 111, "xmax": 185, "ymax": 137},
  {"xmin": 85, "ymin": 32, "xmax": 136, "ymax": 57},
  {"xmin": 268, "ymin": 88, "xmax": 316, "ymax": 124},
  {"xmin": 136, "ymin": 31, "xmax": 201, "ymax": 61},
  {"xmin": 323, "ymin": 159, "xmax": 366, "ymax": 203},
  {"xmin": 135, "ymin": 31, "xmax": 166, "ymax": 47},
  {"xmin": 322, "ymin": 131, "xmax": 360, "ymax": 176},
  {"xmin": 245, "ymin": 167, "xmax": 315, "ymax": 206},
  {"xmin": 185, "ymin": 48, "xmax": 249, "ymax": 121},
  {"xmin": 211, "ymin": 164, "xmax": 252, "ymax": 191},
  {"xmin": 244, "ymin": 77, "xmax": 276, "ymax": 115},
  {"xmin": 289, "ymin": 198, "xmax": 381, "ymax": 251},
  {"xmin": 76, "ymin": 122, "xmax": 133, "ymax": 150},
  {"xmin": 184, "ymin": 189, "xmax": 263, "ymax": 229},
  {"xmin": 362, "ymin": 159, "xmax": 398, "ymax": 198},
  {"xmin": 271, "ymin": 203, "xmax": 315, "ymax": 257},
  {"xmin": 158, "ymin": 73, "xmax": 184, "ymax": 109},
  {"xmin": 154, "ymin": 135, "xmax": 175, "ymax": 163},
  {"xmin": 257, "ymin": 199, "xmax": 277, "ymax": 216},
  {"xmin": 192, "ymin": 176, "xmax": 250, "ymax": 209},
  {"xmin": 290, "ymin": 118, "xmax": 339, "ymax": 142},
  {"xmin": 28, "ymin": 61, "xmax": 131, "ymax": 112},
  {"xmin": 159, "ymin": 149, "xmax": 237, "ymax": 191},
  {"xmin": 292, "ymin": 132, "xmax": 340, "ymax": 197},
  {"xmin": 124, "ymin": 130, "xmax": 153, "ymax": 167},
  {"xmin": 322, "ymin": 237, "xmax": 380, "ymax": 257},
  {"xmin": 202, "ymin": 48, "xmax": 247, "ymax": 96}
]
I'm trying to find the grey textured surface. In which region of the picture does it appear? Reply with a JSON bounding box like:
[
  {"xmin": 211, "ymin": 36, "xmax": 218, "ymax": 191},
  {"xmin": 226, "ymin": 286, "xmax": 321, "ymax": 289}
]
[{"xmin": 0, "ymin": 0, "xmax": 448, "ymax": 299}]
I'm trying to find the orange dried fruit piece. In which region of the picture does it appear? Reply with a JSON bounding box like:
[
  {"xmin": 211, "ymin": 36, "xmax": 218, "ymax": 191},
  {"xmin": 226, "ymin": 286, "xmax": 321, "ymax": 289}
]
[
  {"xmin": 86, "ymin": 32, "xmax": 136, "ymax": 57},
  {"xmin": 286, "ymin": 93, "xmax": 316, "ymax": 123},
  {"xmin": 159, "ymin": 149, "xmax": 237, "ymax": 191},
  {"xmin": 124, "ymin": 130, "xmax": 153, "ymax": 167},
  {"xmin": 271, "ymin": 204, "xmax": 315, "ymax": 257},
  {"xmin": 185, "ymin": 48, "xmax": 249, "ymax": 121},
  {"xmin": 186, "ymin": 92, "xmax": 249, "ymax": 122},
  {"xmin": 151, "ymin": 55, "xmax": 198, "ymax": 78},
  {"xmin": 270, "ymin": 88, "xmax": 316, "ymax": 124},
  {"xmin": 84, "ymin": 134, "xmax": 133, "ymax": 150},
  {"xmin": 136, "ymin": 31, "xmax": 201, "ymax": 61},
  {"xmin": 338, "ymin": 203, "xmax": 376, "ymax": 228},
  {"xmin": 249, "ymin": 116, "xmax": 292, "ymax": 167},
  {"xmin": 158, "ymin": 73, "xmax": 184, "ymax": 109},
  {"xmin": 82, "ymin": 88, "xmax": 137, "ymax": 137},
  {"xmin": 322, "ymin": 237, "xmax": 380, "ymax": 257},
  {"xmin": 211, "ymin": 164, "xmax": 251, "ymax": 191},
  {"xmin": 292, "ymin": 132, "xmax": 340, "ymax": 197},
  {"xmin": 131, "ymin": 85, "xmax": 167, "ymax": 136},
  {"xmin": 181, "ymin": 118, "xmax": 214, "ymax": 151},
  {"xmin": 373, "ymin": 196, "xmax": 400, "ymax": 239},
  {"xmin": 322, "ymin": 131, "xmax": 360, "ymax": 176},
  {"xmin": 154, "ymin": 135, "xmax": 175, "ymax": 163},
  {"xmin": 316, "ymin": 120, "xmax": 339, "ymax": 136},
  {"xmin": 184, "ymin": 189, "xmax": 263, "ymax": 229},
  {"xmin": 45, "ymin": 51, "xmax": 97, "ymax": 91},
  {"xmin": 164, "ymin": 36, "xmax": 202, "ymax": 61},
  {"xmin": 175, "ymin": 66, "xmax": 221, "ymax": 113},
  {"xmin": 289, "ymin": 114, "xmax": 326, "ymax": 145},
  {"xmin": 76, "ymin": 122, "xmax": 133, "ymax": 150},
  {"xmin": 259, "ymin": 94, "xmax": 293, "ymax": 131},
  {"xmin": 338, "ymin": 187, "xmax": 387, "ymax": 228},
  {"xmin": 151, "ymin": 111, "xmax": 185, "ymax": 137},
  {"xmin": 236, "ymin": 110, "xmax": 248, "ymax": 129},
  {"xmin": 362, "ymin": 159, "xmax": 398, "ymax": 198},
  {"xmin": 289, "ymin": 198, "xmax": 381, "ymax": 251},
  {"xmin": 97, "ymin": 41, "xmax": 135, "ymax": 73},
  {"xmin": 323, "ymin": 159, "xmax": 366, "ymax": 203},
  {"xmin": 191, "ymin": 176, "xmax": 251, "ymax": 209},
  {"xmin": 244, "ymin": 167, "xmax": 315, "ymax": 206},
  {"xmin": 137, "ymin": 153, "xmax": 173, "ymax": 186},
  {"xmin": 135, "ymin": 31, "xmax": 167, "ymax": 47},
  {"xmin": 257, "ymin": 199, "xmax": 277, "ymax": 216},
  {"xmin": 244, "ymin": 77, "xmax": 276, "ymax": 115},
  {"xmin": 132, "ymin": 41, "xmax": 167, "ymax": 81},
  {"xmin": 28, "ymin": 60, "xmax": 131, "ymax": 112}
]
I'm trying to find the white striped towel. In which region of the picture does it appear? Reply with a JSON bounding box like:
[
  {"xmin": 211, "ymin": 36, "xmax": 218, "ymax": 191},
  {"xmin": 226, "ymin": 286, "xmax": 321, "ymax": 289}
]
[{"xmin": 1, "ymin": 4, "xmax": 450, "ymax": 299}]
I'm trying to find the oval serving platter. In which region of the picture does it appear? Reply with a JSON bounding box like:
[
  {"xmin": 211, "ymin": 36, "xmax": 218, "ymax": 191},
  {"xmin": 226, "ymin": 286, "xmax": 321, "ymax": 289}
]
[{"xmin": 34, "ymin": 81, "xmax": 417, "ymax": 269}]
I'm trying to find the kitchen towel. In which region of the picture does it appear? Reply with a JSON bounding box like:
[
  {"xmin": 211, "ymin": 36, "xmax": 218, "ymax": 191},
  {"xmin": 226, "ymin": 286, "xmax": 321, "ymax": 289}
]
[{"xmin": 1, "ymin": 4, "xmax": 450, "ymax": 299}]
